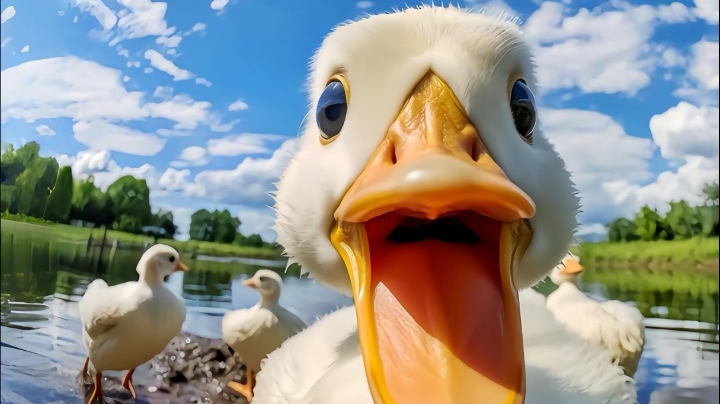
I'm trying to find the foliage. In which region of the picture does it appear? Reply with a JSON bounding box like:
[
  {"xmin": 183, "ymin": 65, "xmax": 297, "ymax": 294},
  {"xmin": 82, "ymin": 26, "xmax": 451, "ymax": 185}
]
[
  {"xmin": 105, "ymin": 175, "xmax": 152, "ymax": 233},
  {"xmin": 43, "ymin": 166, "xmax": 74, "ymax": 223},
  {"xmin": 143, "ymin": 209, "xmax": 177, "ymax": 239},
  {"xmin": 189, "ymin": 209, "xmax": 241, "ymax": 244},
  {"xmin": 606, "ymin": 182, "xmax": 719, "ymax": 243},
  {"xmin": 71, "ymin": 177, "xmax": 113, "ymax": 226}
]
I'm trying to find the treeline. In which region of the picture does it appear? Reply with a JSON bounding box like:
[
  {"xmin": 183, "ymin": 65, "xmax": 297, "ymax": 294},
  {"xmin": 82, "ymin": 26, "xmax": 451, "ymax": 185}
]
[
  {"xmin": 1, "ymin": 142, "xmax": 274, "ymax": 248},
  {"xmin": 606, "ymin": 182, "xmax": 719, "ymax": 242}
]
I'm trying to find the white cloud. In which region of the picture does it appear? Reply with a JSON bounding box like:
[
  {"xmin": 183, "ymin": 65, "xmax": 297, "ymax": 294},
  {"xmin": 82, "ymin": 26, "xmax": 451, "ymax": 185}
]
[
  {"xmin": 525, "ymin": 1, "xmax": 695, "ymax": 96},
  {"xmin": 144, "ymin": 49, "xmax": 194, "ymax": 80},
  {"xmin": 166, "ymin": 48, "xmax": 177, "ymax": 56},
  {"xmin": 207, "ymin": 133, "xmax": 286, "ymax": 156},
  {"xmin": 687, "ymin": 40, "xmax": 719, "ymax": 90},
  {"xmin": 71, "ymin": 0, "xmax": 118, "ymax": 32},
  {"xmin": 156, "ymin": 34, "xmax": 182, "ymax": 48},
  {"xmin": 649, "ymin": 102, "xmax": 719, "ymax": 162},
  {"xmin": 356, "ymin": 1, "xmax": 373, "ymax": 9},
  {"xmin": 108, "ymin": 0, "xmax": 175, "ymax": 46},
  {"xmin": 118, "ymin": 49, "xmax": 129, "ymax": 57},
  {"xmin": 20, "ymin": 45, "xmax": 29, "ymax": 53},
  {"xmin": 693, "ymin": 0, "xmax": 719, "ymax": 24},
  {"xmin": 59, "ymin": 10, "xmax": 65, "ymax": 17},
  {"xmin": 35, "ymin": 125, "xmax": 56, "ymax": 136},
  {"xmin": 132, "ymin": 60, "xmax": 140, "ymax": 68},
  {"xmin": 153, "ymin": 85, "xmax": 174, "ymax": 99},
  {"xmin": 1, "ymin": 38, "xmax": 11, "ymax": 48},
  {"xmin": 144, "ymin": 67, "xmax": 154, "ymax": 73},
  {"xmin": 228, "ymin": 99, "xmax": 248, "ymax": 111},
  {"xmin": 1, "ymin": 6, "xmax": 16, "ymax": 24},
  {"xmin": 159, "ymin": 168, "xmax": 192, "ymax": 191},
  {"xmin": 144, "ymin": 94, "xmax": 212, "ymax": 130},
  {"xmin": 210, "ymin": 0, "xmax": 230, "ymax": 11},
  {"xmin": 187, "ymin": 22, "xmax": 206, "ymax": 35},
  {"xmin": 193, "ymin": 139, "xmax": 297, "ymax": 205},
  {"xmin": 170, "ymin": 146, "xmax": 209, "ymax": 168},
  {"xmin": 73, "ymin": 120, "xmax": 166, "ymax": 156},
  {"xmin": 196, "ymin": 77, "xmax": 212, "ymax": 87},
  {"xmin": 237, "ymin": 208, "xmax": 277, "ymax": 240},
  {"xmin": 540, "ymin": 108, "xmax": 655, "ymax": 224},
  {"xmin": 73, "ymin": 16, "xmax": 79, "ymax": 23},
  {"xmin": 123, "ymin": 75, "xmax": 130, "ymax": 82}
]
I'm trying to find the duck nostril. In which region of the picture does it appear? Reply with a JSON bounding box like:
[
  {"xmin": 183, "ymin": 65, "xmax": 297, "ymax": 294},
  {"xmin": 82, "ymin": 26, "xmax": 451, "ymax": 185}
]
[
  {"xmin": 471, "ymin": 137, "xmax": 482, "ymax": 162},
  {"xmin": 389, "ymin": 141, "xmax": 397, "ymax": 165}
]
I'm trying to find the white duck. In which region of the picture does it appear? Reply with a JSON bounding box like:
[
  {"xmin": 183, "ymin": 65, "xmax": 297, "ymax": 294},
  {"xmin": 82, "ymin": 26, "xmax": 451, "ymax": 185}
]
[
  {"xmin": 222, "ymin": 269, "xmax": 307, "ymax": 401},
  {"xmin": 78, "ymin": 244, "xmax": 187, "ymax": 404},
  {"xmin": 545, "ymin": 252, "xmax": 646, "ymax": 377},
  {"xmin": 256, "ymin": 5, "xmax": 636, "ymax": 404}
]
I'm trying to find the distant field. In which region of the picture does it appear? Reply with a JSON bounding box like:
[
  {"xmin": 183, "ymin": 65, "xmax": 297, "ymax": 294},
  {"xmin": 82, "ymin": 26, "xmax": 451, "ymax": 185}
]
[
  {"xmin": 1, "ymin": 219, "xmax": 283, "ymax": 260},
  {"xmin": 577, "ymin": 237, "xmax": 719, "ymax": 270}
]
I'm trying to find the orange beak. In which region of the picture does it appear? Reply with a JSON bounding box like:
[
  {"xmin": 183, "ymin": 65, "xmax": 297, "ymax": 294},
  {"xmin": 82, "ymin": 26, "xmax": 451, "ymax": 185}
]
[
  {"xmin": 243, "ymin": 278, "xmax": 259, "ymax": 289},
  {"xmin": 331, "ymin": 72, "xmax": 535, "ymax": 404},
  {"xmin": 174, "ymin": 261, "xmax": 188, "ymax": 272},
  {"xmin": 559, "ymin": 256, "xmax": 584, "ymax": 275}
]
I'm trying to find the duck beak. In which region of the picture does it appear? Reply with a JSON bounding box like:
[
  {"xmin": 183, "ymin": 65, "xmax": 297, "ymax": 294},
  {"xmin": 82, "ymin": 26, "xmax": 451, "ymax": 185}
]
[
  {"xmin": 243, "ymin": 279, "xmax": 259, "ymax": 289},
  {"xmin": 331, "ymin": 72, "xmax": 535, "ymax": 404},
  {"xmin": 559, "ymin": 256, "xmax": 583, "ymax": 275},
  {"xmin": 174, "ymin": 261, "xmax": 188, "ymax": 272}
]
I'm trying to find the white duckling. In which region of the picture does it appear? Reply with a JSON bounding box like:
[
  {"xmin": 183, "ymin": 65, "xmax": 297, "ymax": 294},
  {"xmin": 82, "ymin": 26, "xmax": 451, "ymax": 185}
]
[
  {"xmin": 78, "ymin": 244, "xmax": 187, "ymax": 404},
  {"xmin": 545, "ymin": 252, "xmax": 646, "ymax": 377},
  {"xmin": 222, "ymin": 269, "xmax": 307, "ymax": 401},
  {"xmin": 252, "ymin": 5, "xmax": 636, "ymax": 404}
]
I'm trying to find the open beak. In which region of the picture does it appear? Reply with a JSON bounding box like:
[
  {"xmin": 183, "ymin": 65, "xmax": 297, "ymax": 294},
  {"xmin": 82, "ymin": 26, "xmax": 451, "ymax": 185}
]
[
  {"xmin": 331, "ymin": 72, "xmax": 536, "ymax": 404},
  {"xmin": 559, "ymin": 256, "xmax": 584, "ymax": 276},
  {"xmin": 243, "ymin": 278, "xmax": 259, "ymax": 289},
  {"xmin": 174, "ymin": 261, "xmax": 188, "ymax": 272}
]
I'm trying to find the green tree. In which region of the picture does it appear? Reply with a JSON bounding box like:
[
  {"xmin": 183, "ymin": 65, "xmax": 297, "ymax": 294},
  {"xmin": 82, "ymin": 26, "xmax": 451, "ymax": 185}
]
[
  {"xmin": 1, "ymin": 185, "xmax": 19, "ymax": 213},
  {"xmin": 15, "ymin": 156, "xmax": 59, "ymax": 218},
  {"xmin": 703, "ymin": 182, "xmax": 719, "ymax": 206},
  {"xmin": 43, "ymin": 166, "xmax": 74, "ymax": 223},
  {"xmin": 606, "ymin": 218, "xmax": 639, "ymax": 242},
  {"xmin": 70, "ymin": 177, "xmax": 113, "ymax": 226},
  {"xmin": 149, "ymin": 209, "xmax": 177, "ymax": 238},
  {"xmin": 633, "ymin": 206, "xmax": 672, "ymax": 241},
  {"xmin": 664, "ymin": 201, "xmax": 701, "ymax": 239},
  {"xmin": 189, "ymin": 209, "xmax": 241, "ymax": 243},
  {"xmin": 106, "ymin": 176, "xmax": 151, "ymax": 234},
  {"xmin": 190, "ymin": 209, "xmax": 214, "ymax": 241}
]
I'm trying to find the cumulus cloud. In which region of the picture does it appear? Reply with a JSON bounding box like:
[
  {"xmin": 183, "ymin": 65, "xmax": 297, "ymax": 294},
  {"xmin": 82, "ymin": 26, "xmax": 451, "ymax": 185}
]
[
  {"xmin": 207, "ymin": 133, "xmax": 286, "ymax": 156},
  {"xmin": 649, "ymin": 102, "xmax": 719, "ymax": 162},
  {"xmin": 540, "ymin": 108, "xmax": 655, "ymax": 224},
  {"xmin": 56, "ymin": 149, "xmax": 164, "ymax": 193},
  {"xmin": 170, "ymin": 146, "xmax": 210, "ymax": 168},
  {"xmin": 673, "ymin": 40, "xmax": 719, "ymax": 106},
  {"xmin": 0, "ymin": 56, "xmax": 218, "ymax": 133},
  {"xmin": 118, "ymin": 49, "xmax": 129, "ymax": 57},
  {"xmin": 73, "ymin": 120, "xmax": 166, "ymax": 156},
  {"xmin": 196, "ymin": 77, "xmax": 212, "ymax": 87},
  {"xmin": 693, "ymin": 0, "xmax": 719, "ymax": 24},
  {"xmin": 20, "ymin": 45, "xmax": 29, "ymax": 53},
  {"xmin": 228, "ymin": 99, "xmax": 248, "ymax": 111},
  {"xmin": 156, "ymin": 34, "xmax": 182, "ymax": 48},
  {"xmin": 356, "ymin": 1, "xmax": 373, "ymax": 9},
  {"xmin": 210, "ymin": 0, "xmax": 230, "ymax": 11},
  {"xmin": 1, "ymin": 6, "xmax": 16, "ymax": 24},
  {"xmin": 186, "ymin": 22, "xmax": 206, "ymax": 35},
  {"xmin": 144, "ymin": 49, "xmax": 194, "ymax": 80},
  {"xmin": 1, "ymin": 38, "xmax": 11, "ymax": 48},
  {"xmin": 72, "ymin": 0, "xmax": 117, "ymax": 32},
  {"xmin": 109, "ymin": 0, "xmax": 175, "ymax": 46},
  {"xmin": 35, "ymin": 125, "xmax": 56, "ymax": 136},
  {"xmin": 525, "ymin": 1, "xmax": 696, "ymax": 96}
]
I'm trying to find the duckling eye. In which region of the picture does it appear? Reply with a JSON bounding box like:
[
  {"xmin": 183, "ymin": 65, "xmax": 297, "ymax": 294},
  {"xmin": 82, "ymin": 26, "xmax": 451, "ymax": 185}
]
[
  {"xmin": 169, "ymin": 256, "xmax": 175, "ymax": 263},
  {"xmin": 316, "ymin": 80, "xmax": 348, "ymax": 142},
  {"xmin": 258, "ymin": 276, "xmax": 268, "ymax": 282},
  {"xmin": 510, "ymin": 80, "xmax": 537, "ymax": 142}
]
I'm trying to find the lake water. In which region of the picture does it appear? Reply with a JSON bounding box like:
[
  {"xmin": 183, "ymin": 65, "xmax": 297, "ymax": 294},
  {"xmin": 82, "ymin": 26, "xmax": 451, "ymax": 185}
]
[{"xmin": 1, "ymin": 225, "xmax": 718, "ymax": 404}]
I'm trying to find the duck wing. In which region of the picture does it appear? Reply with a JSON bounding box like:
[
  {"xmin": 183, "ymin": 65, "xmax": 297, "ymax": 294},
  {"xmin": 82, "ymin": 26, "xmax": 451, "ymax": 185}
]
[{"xmin": 78, "ymin": 280, "xmax": 144, "ymax": 339}]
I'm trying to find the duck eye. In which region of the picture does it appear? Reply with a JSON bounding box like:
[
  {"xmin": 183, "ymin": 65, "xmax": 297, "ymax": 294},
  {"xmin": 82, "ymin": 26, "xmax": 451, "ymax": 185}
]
[
  {"xmin": 258, "ymin": 276, "xmax": 268, "ymax": 282},
  {"xmin": 169, "ymin": 256, "xmax": 175, "ymax": 263},
  {"xmin": 316, "ymin": 80, "xmax": 348, "ymax": 142},
  {"xmin": 510, "ymin": 80, "xmax": 537, "ymax": 142}
]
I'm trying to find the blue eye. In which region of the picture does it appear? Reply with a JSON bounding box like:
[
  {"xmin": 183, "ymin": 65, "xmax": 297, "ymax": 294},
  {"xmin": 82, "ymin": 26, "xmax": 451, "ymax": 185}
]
[
  {"xmin": 316, "ymin": 80, "xmax": 348, "ymax": 141},
  {"xmin": 510, "ymin": 80, "xmax": 537, "ymax": 142}
]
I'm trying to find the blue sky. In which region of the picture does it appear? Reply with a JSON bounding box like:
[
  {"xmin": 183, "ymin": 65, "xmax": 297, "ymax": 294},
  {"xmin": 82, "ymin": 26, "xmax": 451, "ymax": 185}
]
[{"xmin": 1, "ymin": 0, "xmax": 718, "ymax": 241}]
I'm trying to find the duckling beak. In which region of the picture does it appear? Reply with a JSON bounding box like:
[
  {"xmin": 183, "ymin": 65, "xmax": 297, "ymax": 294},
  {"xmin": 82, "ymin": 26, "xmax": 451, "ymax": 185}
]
[
  {"xmin": 559, "ymin": 256, "xmax": 584, "ymax": 275},
  {"xmin": 331, "ymin": 72, "xmax": 535, "ymax": 404},
  {"xmin": 174, "ymin": 261, "xmax": 188, "ymax": 272},
  {"xmin": 243, "ymin": 279, "xmax": 259, "ymax": 289}
]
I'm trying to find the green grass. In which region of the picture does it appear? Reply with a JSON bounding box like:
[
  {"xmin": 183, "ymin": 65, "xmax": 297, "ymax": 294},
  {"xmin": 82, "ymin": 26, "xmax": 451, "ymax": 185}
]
[
  {"xmin": 1, "ymin": 218, "xmax": 282, "ymax": 259},
  {"xmin": 576, "ymin": 237, "xmax": 719, "ymax": 270}
]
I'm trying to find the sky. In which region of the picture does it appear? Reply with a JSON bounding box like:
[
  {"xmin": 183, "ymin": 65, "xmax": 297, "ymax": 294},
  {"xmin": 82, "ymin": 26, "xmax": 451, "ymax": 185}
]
[{"xmin": 0, "ymin": 0, "xmax": 718, "ymax": 242}]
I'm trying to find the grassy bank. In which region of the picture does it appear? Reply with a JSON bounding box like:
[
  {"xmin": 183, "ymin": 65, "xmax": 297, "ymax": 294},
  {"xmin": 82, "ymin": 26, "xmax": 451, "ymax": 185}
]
[
  {"xmin": 1, "ymin": 218, "xmax": 283, "ymax": 260},
  {"xmin": 576, "ymin": 237, "xmax": 719, "ymax": 270}
]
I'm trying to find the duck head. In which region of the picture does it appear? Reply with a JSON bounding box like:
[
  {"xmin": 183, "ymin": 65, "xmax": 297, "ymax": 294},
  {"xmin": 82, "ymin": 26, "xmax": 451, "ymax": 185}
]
[
  {"xmin": 274, "ymin": 6, "xmax": 580, "ymax": 404},
  {"xmin": 137, "ymin": 244, "xmax": 187, "ymax": 285},
  {"xmin": 243, "ymin": 269, "xmax": 283, "ymax": 303},
  {"xmin": 549, "ymin": 252, "xmax": 584, "ymax": 285}
]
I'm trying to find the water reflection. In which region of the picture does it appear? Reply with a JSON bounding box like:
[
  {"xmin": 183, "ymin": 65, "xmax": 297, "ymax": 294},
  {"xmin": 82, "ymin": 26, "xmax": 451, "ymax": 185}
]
[{"xmin": 0, "ymin": 229, "xmax": 717, "ymax": 404}]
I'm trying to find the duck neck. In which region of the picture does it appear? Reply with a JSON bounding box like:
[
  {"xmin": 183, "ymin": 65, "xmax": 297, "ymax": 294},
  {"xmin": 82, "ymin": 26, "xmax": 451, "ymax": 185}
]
[
  {"xmin": 139, "ymin": 266, "xmax": 166, "ymax": 287},
  {"xmin": 259, "ymin": 292, "xmax": 280, "ymax": 308}
]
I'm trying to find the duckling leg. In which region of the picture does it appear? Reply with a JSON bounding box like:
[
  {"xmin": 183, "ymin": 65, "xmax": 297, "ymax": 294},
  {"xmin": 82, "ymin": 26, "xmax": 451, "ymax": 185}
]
[
  {"xmin": 86, "ymin": 372, "xmax": 103, "ymax": 404},
  {"xmin": 121, "ymin": 368, "xmax": 136, "ymax": 398},
  {"xmin": 228, "ymin": 368, "xmax": 255, "ymax": 402},
  {"xmin": 81, "ymin": 357, "xmax": 90, "ymax": 380}
]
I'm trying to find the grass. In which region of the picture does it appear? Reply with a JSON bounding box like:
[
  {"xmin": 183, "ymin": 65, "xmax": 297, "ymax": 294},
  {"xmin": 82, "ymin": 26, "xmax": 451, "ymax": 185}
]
[
  {"xmin": 576, "ymin": 237, "xmax": 719, "ymax": 270},
  {"xmin": 1, "ymin": 217, "xmax": 283, "ymax": 260}
]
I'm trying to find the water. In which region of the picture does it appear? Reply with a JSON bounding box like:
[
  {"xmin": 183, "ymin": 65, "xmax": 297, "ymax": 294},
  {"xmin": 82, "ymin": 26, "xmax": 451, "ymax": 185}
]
[{"xmin": 1, "ymin": 225, "xmax": 718, "ymax": 404}]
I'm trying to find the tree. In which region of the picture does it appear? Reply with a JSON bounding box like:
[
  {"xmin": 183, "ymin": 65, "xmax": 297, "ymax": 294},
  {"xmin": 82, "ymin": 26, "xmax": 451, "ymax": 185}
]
[
  {"xmin": 633, "ymin": 206, "xmax": 672, "ymax": 241},
  {"xmin": 703, "ymin": 182, "xmax": 719, "ymax": 206},
  {"xmin": 106, "ymin": 176, "xmax": 151, "ymax": 234},
  {"xmin": 15, "ymin": 156, "xmax": 59, "ymax": 218},
  {"xmin": 149, "ymin": 209, "xmax": 177, "ymax": 238},
  {"xmin": 189, "ymin": 209, "xmax": 241, "ymax": 243},
  {"xmin": 190, "ymin": 209, "xmax": 214, "ymax": 241},
  {"xmin": 1, "ymin": 185, "xmax": 19, "ymax": 213},
  {"xmin": 43, "ymin": 166, "xmax": 74, "ymax": 223},
  {"xmin": 70, "ymin": 177, "xmax": 113, "ymax": 226},
  {"xmin": 664, "ymin": 201, "xmax": 701, "ymax": 240},
  {"xmin": 606, "ymin": 218, "xmax": 639, "ymax": 242}
]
